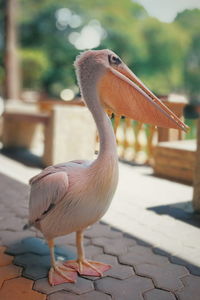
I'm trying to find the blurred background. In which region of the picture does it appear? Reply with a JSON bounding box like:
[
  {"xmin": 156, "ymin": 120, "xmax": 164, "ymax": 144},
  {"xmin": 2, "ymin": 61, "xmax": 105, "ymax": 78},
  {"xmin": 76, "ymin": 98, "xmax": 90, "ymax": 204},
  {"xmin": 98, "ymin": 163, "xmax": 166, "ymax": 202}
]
[
  {"xmin": 0, "ymin": 0, "xmax": 199, "ymax": 104},
  {"xmin": 0, "ymin": 1, "xmax": 200, "ymax": 283},
  {"xmin": 0, "ymin": 0, "xmax": 200, "ymax": 190}
]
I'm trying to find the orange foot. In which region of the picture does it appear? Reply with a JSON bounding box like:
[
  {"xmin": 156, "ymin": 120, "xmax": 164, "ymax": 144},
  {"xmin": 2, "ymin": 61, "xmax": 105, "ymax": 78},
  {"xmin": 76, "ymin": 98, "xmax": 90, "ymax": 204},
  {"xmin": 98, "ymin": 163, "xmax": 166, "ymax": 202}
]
[
  {"xmin": 64, "ymin": 259, "xmax": 111, "ymax": 277},
  {"xmin": 48, "ymin": 261, "xmax": 78, "ymax": 286}
]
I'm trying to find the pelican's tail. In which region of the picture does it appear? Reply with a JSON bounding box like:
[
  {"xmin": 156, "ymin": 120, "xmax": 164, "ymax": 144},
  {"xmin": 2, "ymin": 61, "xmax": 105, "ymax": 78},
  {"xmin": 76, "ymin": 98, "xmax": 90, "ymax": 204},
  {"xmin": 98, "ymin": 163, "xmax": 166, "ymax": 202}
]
[{"xmin": 23, "ymin": 222, "xmax": 32, "ymax": 230}]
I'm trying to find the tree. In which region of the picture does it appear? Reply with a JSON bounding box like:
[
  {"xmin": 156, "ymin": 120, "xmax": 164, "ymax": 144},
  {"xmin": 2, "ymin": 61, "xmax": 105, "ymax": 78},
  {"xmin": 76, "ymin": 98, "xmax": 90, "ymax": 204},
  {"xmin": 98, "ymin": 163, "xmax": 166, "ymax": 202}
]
[
  {"xmin": 175, "ymin": 9, "xmax": 200, "ymax": 102},
  {"xmin": 15, "ymin": 1, "xmax": 199, "ymax": 103},
  {"xmin": 18, "ymin": 0, "xmax": 149, "ymax": 96},
  {"xmin": 137, "ymin": 18, "xmax": 188, "ymax": 95},
  {"xmin": 20, "ymin": 49, "xmax": 49, "ymax": 90},
  {"xmin": 4, "ymin": 0, "xmax": 20, "ymax": 99}
]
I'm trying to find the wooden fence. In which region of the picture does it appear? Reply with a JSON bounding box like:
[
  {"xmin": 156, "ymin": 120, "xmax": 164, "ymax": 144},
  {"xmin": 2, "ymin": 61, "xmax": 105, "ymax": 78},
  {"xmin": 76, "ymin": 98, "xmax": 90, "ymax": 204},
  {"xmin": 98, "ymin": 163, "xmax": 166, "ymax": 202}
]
[
  {"xmin": 107, "ymin": 113, "xmax": 158, "ymax": 164},
  {"xmin": 38, "ymin": 99, "xmax": 188, "ymax": 165}
]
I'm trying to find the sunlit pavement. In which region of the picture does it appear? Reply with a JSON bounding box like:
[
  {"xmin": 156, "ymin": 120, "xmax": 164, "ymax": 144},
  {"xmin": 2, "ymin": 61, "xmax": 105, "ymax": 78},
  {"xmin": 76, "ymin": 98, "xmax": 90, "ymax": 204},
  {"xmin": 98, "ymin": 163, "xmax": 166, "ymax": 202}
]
[{"xmin": 0, "ymin": 153, "xmax": 200, "ymax": 299}]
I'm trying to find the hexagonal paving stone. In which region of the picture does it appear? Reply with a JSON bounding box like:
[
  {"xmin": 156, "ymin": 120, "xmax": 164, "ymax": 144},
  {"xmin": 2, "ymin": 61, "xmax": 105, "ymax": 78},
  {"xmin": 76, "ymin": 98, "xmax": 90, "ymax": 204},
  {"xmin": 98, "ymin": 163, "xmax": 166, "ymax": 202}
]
[
  {"xmin": 34, "ymin": 277, "xmax": 67, "ymax": 295},
  {"xmin": 14, "ymin": 253, "xmax": 50, "ymax": 280},
  {"xmin": 119, "ymin": 245, "xmax": 169, "ymax": 267},
  {"xmin": 0, "ymin": 277, "xmax": 46, "ymax": 300},
  {"xmin": 0, "ymin": 264, "xmax": 22, "ymax": 288},
  {"xmin": 0, "ymin": 230, "xmax": 36, "ymax": 246},
  {"xmin": 13, "ymin": 244, "xmax": 76, "ymax": 281},
  {"xmin": 170, "ymin": 255, "xmax": 200, "ymax": 276},
  {"xmin": 7, "ymin": 237, "xmax": 51, "ymax": 256},
  {"xmin": 48, "ymin": 290, "xmax": 111, "ymax": 300},
  {"xmin": 144, "ymin": 289, "xmax": 176, "ymax": 300},
  {"xmin": 34, "ymin": 276, "xmax": 94, "ymax": 295},
  {"xmin": 94, "ymin": 253, "xmax": 119, "ymax": 268},
  {"xmin": 135, "ymin": 263, "xmax": 189, "ymax": 292},
  {"xmin": 6, "ymin": 237, "xmax": 76, "ymax": 258},
  {"xmin": 0, "ymin": 215, "xmax": 24, "ymax": 231},
  {"xmin": 85, "ymin": 223, "xmax": 122, "ymax": 239},
  {"xmin": 106, "ymin": 264, "xmax": 135, "ymax": 280},
  {"xmin": 0, "ymin": 246, "xmax": 13, "ymax": 266},
  {"xmin": 176, "ymin": 275, "xmax": 200, "ymax": 300},
  {"xmin": 55, "ymin": 233, "xmax": 90, "ymax": 247},
  {"xmin": 84, "ymin": 245, "xmax": 104, "ymax": 260},
  {"xmin": 75, "ymin": 253, "xmax": 120, "ymax": 282},
  {"xmin": 92, "ymin": 237, "xmax": 137, "ymax": 256},
  {"xmin": 96, "ymin": 275, "xmax": 154, "ymax": 300}
]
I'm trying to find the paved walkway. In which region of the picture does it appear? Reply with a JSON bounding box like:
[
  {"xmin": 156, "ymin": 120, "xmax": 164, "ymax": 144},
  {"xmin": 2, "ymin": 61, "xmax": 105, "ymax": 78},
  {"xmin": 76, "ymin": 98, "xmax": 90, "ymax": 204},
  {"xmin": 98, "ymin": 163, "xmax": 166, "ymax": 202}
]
[{"xmin": 0, "ymin": 154, "xmax": 200, "ymax": 299}]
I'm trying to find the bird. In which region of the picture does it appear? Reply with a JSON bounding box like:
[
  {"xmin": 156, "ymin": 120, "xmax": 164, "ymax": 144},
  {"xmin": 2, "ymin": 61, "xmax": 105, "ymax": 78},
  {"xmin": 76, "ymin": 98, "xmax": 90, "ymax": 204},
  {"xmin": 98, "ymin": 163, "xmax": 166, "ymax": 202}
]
[{"xmin": 26, "ymin": 49, "xmax": 188, "ymax": 286}]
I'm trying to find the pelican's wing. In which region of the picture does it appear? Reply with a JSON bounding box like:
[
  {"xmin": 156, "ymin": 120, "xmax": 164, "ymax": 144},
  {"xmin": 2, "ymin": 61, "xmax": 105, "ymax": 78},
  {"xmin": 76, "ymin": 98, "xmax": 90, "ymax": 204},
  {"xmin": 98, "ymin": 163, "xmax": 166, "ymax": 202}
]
[{"xmin": 29, "ymin": 166, "xmax": 69, "ymax": 224}]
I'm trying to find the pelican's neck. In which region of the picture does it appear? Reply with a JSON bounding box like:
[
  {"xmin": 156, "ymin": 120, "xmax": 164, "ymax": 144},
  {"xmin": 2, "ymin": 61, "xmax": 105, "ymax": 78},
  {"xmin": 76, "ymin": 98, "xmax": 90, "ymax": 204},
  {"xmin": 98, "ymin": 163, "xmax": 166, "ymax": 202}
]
[
  {"xmin": 85, "ymin": 86, "xmax": 118, "ymax": 165},
  {"xmin": 76, "ymin": 59, "xmax": 118, "ymax": 169}
]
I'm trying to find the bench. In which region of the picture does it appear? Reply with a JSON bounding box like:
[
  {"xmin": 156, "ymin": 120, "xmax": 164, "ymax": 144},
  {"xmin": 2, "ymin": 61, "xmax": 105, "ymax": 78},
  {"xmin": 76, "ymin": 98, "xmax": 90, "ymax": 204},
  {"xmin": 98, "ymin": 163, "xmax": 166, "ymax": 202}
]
[
  {"xmin": 153, "ymin": 139, "xmax": 196, "ymax": 184},
  {"xmin": 2, "ymin": 105, "xmax": 96, "ymax": 166}
]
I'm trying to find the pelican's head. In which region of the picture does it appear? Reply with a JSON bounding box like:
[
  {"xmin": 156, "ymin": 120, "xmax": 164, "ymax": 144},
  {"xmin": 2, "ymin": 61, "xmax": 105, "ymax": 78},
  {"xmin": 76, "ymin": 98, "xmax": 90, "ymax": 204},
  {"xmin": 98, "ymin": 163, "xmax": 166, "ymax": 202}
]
[{"xmin": 75, "ymin": 49, "xmax": 188, "ymax": 131}]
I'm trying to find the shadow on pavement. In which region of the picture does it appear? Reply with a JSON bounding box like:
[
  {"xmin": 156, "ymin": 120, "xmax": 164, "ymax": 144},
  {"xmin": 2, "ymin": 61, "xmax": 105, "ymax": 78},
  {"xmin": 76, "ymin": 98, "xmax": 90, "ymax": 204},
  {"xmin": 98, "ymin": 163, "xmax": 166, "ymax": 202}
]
[
  {"xmin": 0, "ymin": 171, "xmax": 200, "ymax": 282},
  {"xmin": 148, "ymin": 201, "xmax": 200, "ymax": 228},
  {"xmin": 0, "ymin": 147, "xmax": 45, "ymax": 168}
]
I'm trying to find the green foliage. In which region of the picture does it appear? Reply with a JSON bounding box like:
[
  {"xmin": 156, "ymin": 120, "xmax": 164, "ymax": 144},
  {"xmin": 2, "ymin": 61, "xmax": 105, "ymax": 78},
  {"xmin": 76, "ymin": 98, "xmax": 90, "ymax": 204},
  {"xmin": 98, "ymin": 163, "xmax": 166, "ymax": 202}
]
[
  {"xmin": 20, "ymin": 49, "xmax": 49, "ymax": 90},
  {"xmin": 17, "ymin": 0, "xmax": 200, "ymax": 100},
  {"xmin": 175, "ymin": 9, "xmax": 200, "ymax": 102},
  {"xmin": 138, "ymin": 18, "xmax": 189, "ymax": 94},
  {"xmin": 175, "ymin": 9, "xmax": 200, "ymax": 34},
  {"xmin": 184, "ymin": 34, "xmax": 200, "ymax": 102}
]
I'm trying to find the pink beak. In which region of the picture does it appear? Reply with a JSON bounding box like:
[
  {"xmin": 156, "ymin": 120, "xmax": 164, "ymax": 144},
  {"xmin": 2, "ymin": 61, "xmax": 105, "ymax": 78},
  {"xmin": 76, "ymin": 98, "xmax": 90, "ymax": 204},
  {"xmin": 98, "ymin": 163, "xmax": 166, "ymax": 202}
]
[{"xmin": 98, "ymin": 64, "xmax": 188, "ymax": 132}]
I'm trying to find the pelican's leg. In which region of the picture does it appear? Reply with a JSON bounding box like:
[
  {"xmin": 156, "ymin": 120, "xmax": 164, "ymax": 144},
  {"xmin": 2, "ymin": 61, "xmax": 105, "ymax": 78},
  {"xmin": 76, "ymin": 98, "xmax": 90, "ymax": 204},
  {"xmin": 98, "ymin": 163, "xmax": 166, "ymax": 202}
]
[
  {"xmin": 48, "ymin": 239, "xmax": 77, "ymax": 286},
  {"xmin": 64, "ymin": 230, "xmax": 111, "ymax": 277}
]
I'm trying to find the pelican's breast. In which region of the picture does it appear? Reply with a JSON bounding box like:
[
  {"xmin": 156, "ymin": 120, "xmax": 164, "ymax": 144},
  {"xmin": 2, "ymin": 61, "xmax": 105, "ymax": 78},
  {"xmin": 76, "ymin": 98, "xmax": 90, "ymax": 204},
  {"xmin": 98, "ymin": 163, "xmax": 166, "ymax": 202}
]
[{"xmin": 40, "ymin": 159, "xmax": 118, "ymax": 239}]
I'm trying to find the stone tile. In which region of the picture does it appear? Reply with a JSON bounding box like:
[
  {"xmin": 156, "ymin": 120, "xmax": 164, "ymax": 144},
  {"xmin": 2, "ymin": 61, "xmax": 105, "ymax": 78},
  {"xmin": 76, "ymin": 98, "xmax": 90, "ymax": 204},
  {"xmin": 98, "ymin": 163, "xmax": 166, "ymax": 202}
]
[
  {"xmin": 81, "ymin": 253, "xmax": 119, "ymax": 281},
  {"xmin": 0, "ymin": 246, "xmax": 13, "ymax": 266},
  {"xmin": 85, "ymin": 223, "xmax": 122, "ymax": 239},
  {"xmin": 0, "ymin": 216, "xmax": 24, "ymax": 231},
  {"xmin": 63, "ymin": 276, "xmax": 94, "ymax": 294},
  {"xmin": 144, "ymin": 289, "xmax": 176, "ymax": 300},
  {"xmin": 7, "ymin": 238, "xmax": 76, "ymax": 281},
  {"xmin": 7, "ymin": 237, "xmax": 50, "ymax": 256},
  {"xmin": 0, "ymin": 277, "xmax": 46, "ymax": 300},
  {"xmin": 23, "ymin": 264, "xmax": 50, "ymax": 280},
  {"xmin": 135, "ymin": 263, "xmax": 189, "ymax": 292},
  {"xmin": 106, "ymin": 264, "xmax": 135, "ymax": 280},
  {"xmin": 14, "ymin": 252, "xmax": 49, "ymax": 269},
  {"xmin": 94, "ymin": 254, "xmax": 119, "ymax": 266},
  {"xmin": 0, "ymin": 264, "xmax": 22, "ymax": 288},
  {"xmin": 170, "ymin": 255, "xmax": 200, "ymax": 276},
  {"xmin": 96, "ymin": 275, "xmax": 154, "ymax": 300},
  {"xmin": 55, "ymin": 233, "xmax": 91, "ymax": 247},
  {"xmin": 12, "ymin": 206, "xmax": 28, "ymax": 218},
  {"xmin": 29, "ymin": 228, "xmax": 44, "ymax": 238},
  {"xmin": 84, "ymin": 245, "xmax": 104, "ymax": 260},
  {"xmin": 14, "ymin": 253, "xmax": 51, "ymax": 280},
  {"xmin": 7, "ymin": 237, "xmax": 76, "ymax": 259},
  {"xmin": 34, "ymin": 276, "xmax": 94, "ymax": 295},
  {"xmin": 14, "ymin": 252, "xmax": 74, "ymax": 280},
  {"xmin": 92, "ymin": 237, "xmax": 137, "ymax": 256},
  {"xmin": 119, "ymin": 245, "xmax": 169, "ymax": 267},
  {"xmin": 0, "ymin": 212, "xmax": 15, "ymax": 221},
  {"xmin": 0, "ymin": 230, "xmax": 35, "ymax": 246},
  {"xmin": 176, "ymin": 275, "xmax": 200, "ymax": 300},
  {"xmin": 48, "ymin": 290, "xmax": 111, "ymax": 300},
  {"xmin": 34, "ymin": 277, "xmax": 66, "ymax": 294}
]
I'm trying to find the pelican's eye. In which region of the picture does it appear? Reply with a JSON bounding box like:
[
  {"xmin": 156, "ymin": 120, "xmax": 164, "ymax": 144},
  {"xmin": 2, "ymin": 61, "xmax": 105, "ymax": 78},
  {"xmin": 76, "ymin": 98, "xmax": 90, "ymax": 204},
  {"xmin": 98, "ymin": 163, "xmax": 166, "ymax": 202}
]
[{"xmin": 108, "ymin": 55, "xmax": 122, "ymax": 66}]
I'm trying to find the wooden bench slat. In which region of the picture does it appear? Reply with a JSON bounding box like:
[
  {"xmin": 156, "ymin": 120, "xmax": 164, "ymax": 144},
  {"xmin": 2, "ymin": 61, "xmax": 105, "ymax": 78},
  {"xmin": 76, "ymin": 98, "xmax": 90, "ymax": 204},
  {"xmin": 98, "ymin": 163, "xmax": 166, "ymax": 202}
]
[{"xmin": 3, "ymin": 112, "xmax": 50, "ymax": 124}]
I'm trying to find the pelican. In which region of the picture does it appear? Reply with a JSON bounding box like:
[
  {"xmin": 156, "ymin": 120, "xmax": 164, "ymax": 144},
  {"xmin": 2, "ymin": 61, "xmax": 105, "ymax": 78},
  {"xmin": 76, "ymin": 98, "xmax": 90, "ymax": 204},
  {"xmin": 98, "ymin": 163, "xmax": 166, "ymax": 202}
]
[{"xmin": 26, "ymin": 49, "xmax": 188, "ymax": 285}]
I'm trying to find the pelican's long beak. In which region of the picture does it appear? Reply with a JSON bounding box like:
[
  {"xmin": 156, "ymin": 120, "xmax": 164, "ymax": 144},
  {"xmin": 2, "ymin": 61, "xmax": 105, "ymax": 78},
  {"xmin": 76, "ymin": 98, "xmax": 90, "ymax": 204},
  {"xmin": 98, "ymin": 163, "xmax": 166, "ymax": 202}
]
[{"xmin": 98, "ymin": 64, "xmax": 188, "ymax": 132}]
